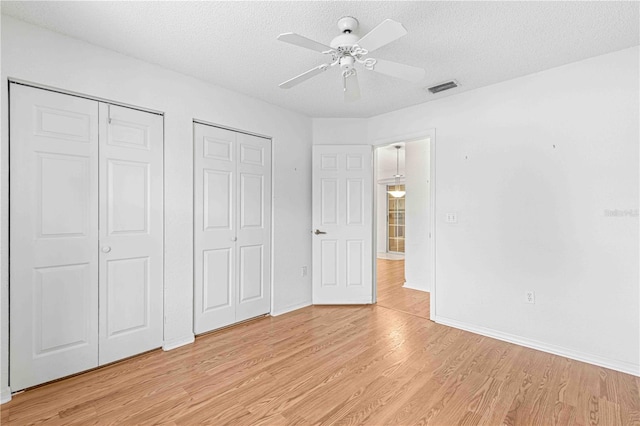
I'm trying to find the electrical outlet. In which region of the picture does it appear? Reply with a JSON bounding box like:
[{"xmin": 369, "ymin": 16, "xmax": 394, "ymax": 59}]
[
  {"xmin": 301, "ymin": 266, "xmax": 308, "ymax": 277},
  {"xmin": 525, "ymin": 291, "xmax": 535, "ymax": 304}
]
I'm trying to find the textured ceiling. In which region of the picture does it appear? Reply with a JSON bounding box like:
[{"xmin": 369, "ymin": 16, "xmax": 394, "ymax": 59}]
[{"xmin": 2, "ymin": 1, "xmax": 638, "ymax": 118}]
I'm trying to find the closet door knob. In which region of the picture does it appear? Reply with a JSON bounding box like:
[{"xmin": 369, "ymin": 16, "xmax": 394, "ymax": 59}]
[
  {"xmin": 231, "ymin": 237, "xmax": 237, "ymax": 242},
  {"xmin": 101, "ymin": 246, "xmax": 112, "ymax": 253}
]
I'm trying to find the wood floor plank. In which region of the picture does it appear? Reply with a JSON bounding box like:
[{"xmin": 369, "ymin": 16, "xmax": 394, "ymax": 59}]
[
  {"xmin": 376, "ymin": 259, "xmax": 430, "ymax": 319},
  {"xmin": 614, "ymin": 371, "xmax": 640, "ymax": 426},
  {"xmin": 4, "ymin": 260, "xmax": 639, "ymax": 425}
]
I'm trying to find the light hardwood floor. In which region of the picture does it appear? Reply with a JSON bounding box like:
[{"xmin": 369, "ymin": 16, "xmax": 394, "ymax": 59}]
[
  {"xmin": 3, "ymin": 264, "xmax": 640, "ymax": 424},
  {"xmin": 376, "ymin": 259, "xmax": 430, "ymax": 319}
]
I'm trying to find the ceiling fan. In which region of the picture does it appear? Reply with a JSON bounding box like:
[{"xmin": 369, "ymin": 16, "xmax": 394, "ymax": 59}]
[{"xmin": 277, "ymin": 16, "xmax": 426, "ymax": 102}]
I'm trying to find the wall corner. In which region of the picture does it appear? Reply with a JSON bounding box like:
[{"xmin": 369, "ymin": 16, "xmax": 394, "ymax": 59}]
[
  {"xmin": 162, "ymin": 334, "xmax": 195, "ymax": 351},
  {"xmin": 1, "ymin": 386, "xmax": 11, "ymax": 404}
]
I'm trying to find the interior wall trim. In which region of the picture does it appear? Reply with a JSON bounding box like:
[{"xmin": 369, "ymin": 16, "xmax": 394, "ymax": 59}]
[
  {"xmin": 402, "ymin": 282, "xmax": 429, "ymax": 292},
  {"xmin": 192, "ymin": 118, "xmax": 271, "ymax": 140},
  {"xmin": 8, "ymin": 78, "xmax": 164, "ymax": 116},
  {"xmin": 162, "ymin": 334, "xmax": 195, "ymax": 352},
  {"xmin": 435, "ymin": 315, "xmax": 640, "ymax": 377},
  {"xmin": 271, "ymin": 301, "xmax": 312, "ymax": 317}
]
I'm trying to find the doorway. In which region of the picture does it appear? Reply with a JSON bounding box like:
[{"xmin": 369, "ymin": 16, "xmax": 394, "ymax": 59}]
[{"xmin": 374, "ymin": 138, "xmax": 432, "ymax": 319}]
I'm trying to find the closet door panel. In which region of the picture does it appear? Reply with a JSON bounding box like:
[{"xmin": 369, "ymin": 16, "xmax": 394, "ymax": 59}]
[
  {"xmin": 203, "ymin": 248, "xmax": 233, "ymax": 311},
  {"xmin": 235, "ymin": 133, "xmax": 271, "ymax": 322},
  {"xmin": 107, "ymin": 159, "xmax": 149, "ymax": 234},
  {"xmin": 239, "ymin": 245, "xmax": 263, "ymax": 302},
  {"xmin": 10, "ymin": 84, "xmax": 99, "ymax": 391},
  {"xmin": 105, "ymin": 257, "xmax": 149, "ymax": 336},
  {"xmin": 204, "ymin": 169, "xmax": 232, "ymax": 230},
  {"xmin": 99, "ymin": 104, "xmax": 163, "ymax": 365},
  {"xmin": 194, "ymin": 124, "xmax": 237, "ymax": 333}
]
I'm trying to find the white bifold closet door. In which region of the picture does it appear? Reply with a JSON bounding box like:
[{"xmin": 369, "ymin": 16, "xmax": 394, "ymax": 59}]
[
  {"xmin": 10, "ymin": 84, "xmax": 163, "ymax": 391},
  {"xmin": 193, "ymin": 123, "xmax": 271, "ymax": 334},
  {"xmin": 98, "ymin": 103, "xmax": 164, "ymax": 364}
]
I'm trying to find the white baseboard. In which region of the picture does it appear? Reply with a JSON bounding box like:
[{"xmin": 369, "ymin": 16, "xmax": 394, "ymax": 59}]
[
  {"xmin": 377, "ymin": 252, "xmax": 405, "ymax": 260},
  {"xmin": 1, "ymin": 387, "xmax": 11, "ymax": 404},
  {"xmin": 434, "ymin": 315, "xmax": 640, "ymax": 377},
  {"xmin": 162, "ymin": 334, "xmax": 195, "ymax": 351},
  {"xmin": 403, "ymin": 282, "xmax": 430, "ymax": 292},
  {"xmin": 313, "ymin": 298, "xmax": 374, "ymax": 305},
  {"xmin": 271, "ymin": 301, "xmax": 312, "ymax": 317}
]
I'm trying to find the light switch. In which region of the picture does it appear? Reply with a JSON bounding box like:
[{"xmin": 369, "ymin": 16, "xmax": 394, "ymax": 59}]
[{"xmin": 445, "ymin": 212, "xmax": 458, "ymax": 223}]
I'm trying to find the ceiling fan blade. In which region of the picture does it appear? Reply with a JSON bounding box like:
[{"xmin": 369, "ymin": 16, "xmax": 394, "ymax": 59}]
[
  {"xmin": 277, "ymin": 32, "xmax": 332, "ymax": 53},
  {"xmin": 356, "ymin": 19, "xmax": 407, "ymax": 53},
  {"xmin": 279, "ymin": 64, "xmax": 329, "ymax": 89},
  {"xmin": 344, "ymin": 72, "xmax": 361, "ymax": 102},
  {"xmin": 371, "ymin": 58, "xmax": 425, "ymax": 83}
]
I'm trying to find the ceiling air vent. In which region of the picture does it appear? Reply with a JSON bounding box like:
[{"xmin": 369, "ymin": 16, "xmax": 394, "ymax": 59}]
[{"xmin": 426, "ymin": 80, "xmax": 458, "ymax": 94}]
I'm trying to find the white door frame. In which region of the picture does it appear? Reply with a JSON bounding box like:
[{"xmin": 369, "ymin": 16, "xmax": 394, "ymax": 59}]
[
  {"xmin": 191, "ymin": 119, "xmax": 274, "ymax": 329},
  {"xmin": 372, "ymin": 129, "xmax": 436, "ymax": 320}
]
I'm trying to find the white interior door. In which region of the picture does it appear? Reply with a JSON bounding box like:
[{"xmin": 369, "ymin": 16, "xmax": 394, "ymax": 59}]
[
  {"xmin": 98, "ymin": 104, "xmax": 164, "ymax": 364},
  {"xmin": 194, "ymin": 124, "xmax": 237, "ymax": 333},
  {"xmin": 10, "ymin": 84, "xmax": 99, "ymax": 390},
  {"xmin": 193, "ymin": 123, "xmax": 271, "ymax": 334},
  {"xmin": 312, "ymin": 145, "xmax": 373, "ymax": 304},
  {"xmin": 234, "ymin": 132, "xmax": 271, "ymax": 322}
]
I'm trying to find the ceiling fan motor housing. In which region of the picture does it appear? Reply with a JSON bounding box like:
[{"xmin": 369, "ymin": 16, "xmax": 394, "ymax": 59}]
[
  {"xmin": 330, "ymin": 32, "xmax": 359, "ymax": 49},
  {"xmin": 337, "ymin": 16, "xmax": 359, "ymax": 33}
]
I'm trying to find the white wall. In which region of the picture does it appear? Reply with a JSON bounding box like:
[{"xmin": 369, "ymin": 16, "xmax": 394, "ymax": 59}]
[
  {"xmin": 376, "ymin": 183, "xmax": 388, "ymax": 255},
  {"xmin": 313, "ymin": 118, "xmax": 368, "ymax": 145},
  {"xmin": 404, "ymin": 139, "xmax": 430, "ymax": 291},
  {"xmin": 314, "ymin": 46, "xmax": 640, "ymax": 375},
  {"xmin": 370, "ymin": 47, "xmax": 640, "ymax": 375},
  {"xmin": 376, "ymin": 144, "xmax": 406, "ymax": 179},
  {"xmin": 1, "ymin": 16, "xmax": 314, "ymax": 398}
]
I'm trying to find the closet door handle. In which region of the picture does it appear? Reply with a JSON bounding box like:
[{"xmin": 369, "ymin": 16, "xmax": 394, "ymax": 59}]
[
  {"xmin": 314, "ymin": 229, "xmax": 327, "ymax": 235},
  {"xmin": 231, "ymin": 237, "xmax": 237, "ymax": 242},
  {"xmin": 101, "ymin": 246, "xmax": 112, "ymax": 253}
]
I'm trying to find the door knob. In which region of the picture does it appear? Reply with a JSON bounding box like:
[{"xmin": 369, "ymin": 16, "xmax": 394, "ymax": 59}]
[
  {"xmin": 231, "ymin": 237, "xmax": 237, "ymax": 242},
  {"xmin": 101, "ymin": 246, "xmax": 112, "ymax": 253},
  {"xmin": 314, "ymin": 229, "xmax": 327, "ymax": 235}
]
